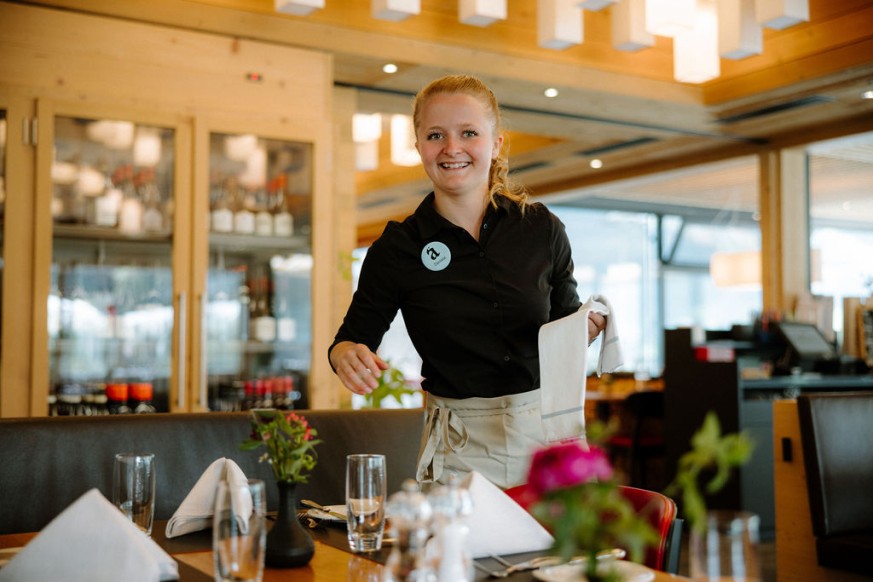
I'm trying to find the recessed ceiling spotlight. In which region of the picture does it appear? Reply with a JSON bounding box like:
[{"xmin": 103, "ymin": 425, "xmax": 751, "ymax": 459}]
[
  {"xmin": 589, "ymin": 159, "xmax": 603, "ymax": 169},
  {"xmin": 382, "ymin": 63, "xmax": 399, "ymax": 74},
  {"xmin": 544, "ymin": 87, "xmax": 559, "ymax": 98},
  {"xmin": 862, "ymin": 89, "xmax": 873, "ymax": 100}
]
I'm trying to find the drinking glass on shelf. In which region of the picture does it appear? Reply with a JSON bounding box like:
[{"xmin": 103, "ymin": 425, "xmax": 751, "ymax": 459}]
[
  {"xmin": 346, "ymin": 454, "xmax": 387, "ymax": 552},
  {"xmin": 213, "ymin": 479, "xmax": 266, "ymax": 582},
  {"xmin": 112, "ymin": 452, "xmax": 156, "ymax": 535}
]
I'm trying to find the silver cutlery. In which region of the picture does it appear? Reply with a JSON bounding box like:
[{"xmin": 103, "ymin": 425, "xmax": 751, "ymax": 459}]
[
  {"xmin": 487, "ymin": 548, "xmax": 627, "ymax": 578},
  {"xmin": 301, "ymin": 499, "xmax": 346, "ymax": 520}
]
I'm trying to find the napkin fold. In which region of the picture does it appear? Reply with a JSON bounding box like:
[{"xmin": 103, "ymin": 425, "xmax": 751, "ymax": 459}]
[
  {"xmin": 0, "ymin": 489, "xmax": 177, "ymax": 582},
  {"xmin": 461, "ymin": 471, "xmax": 554, "ymax": 559},
  {"xmin": 165, "ymin": 457, "xmax": 251, "ymax": 538},
  {"xmin": 539, "ymin": 294, "xmax": 624, "ymax": 442}
]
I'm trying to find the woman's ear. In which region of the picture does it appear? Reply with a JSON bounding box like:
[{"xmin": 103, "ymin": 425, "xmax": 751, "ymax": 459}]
[{"xmin": 492, "ymin": 132, "xmax": 504, "ymax": 160}]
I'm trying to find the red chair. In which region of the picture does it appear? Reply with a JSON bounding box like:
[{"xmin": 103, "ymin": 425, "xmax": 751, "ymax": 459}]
[
  {"xmin": 504, "ymin": 483, "xmax": 683, "ymax": 574},
  {"xmin": 605, "ymin": 390, "xmax": 666, "ymax": 489}
]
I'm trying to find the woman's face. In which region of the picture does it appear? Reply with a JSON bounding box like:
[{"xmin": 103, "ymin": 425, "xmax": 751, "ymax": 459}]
[{"xmin": 415, "ymin": 92, "xmax": 502, "ymax": 200}]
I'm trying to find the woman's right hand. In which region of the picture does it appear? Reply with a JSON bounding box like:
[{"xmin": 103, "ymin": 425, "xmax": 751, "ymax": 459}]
[{"xmin": 329, "ymin": 341, "xmax": 389, "ymax": 395}]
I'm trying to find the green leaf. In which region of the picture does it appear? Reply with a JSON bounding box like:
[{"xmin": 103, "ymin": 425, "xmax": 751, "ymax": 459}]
[{"xmin": 666, "ymin": 411, "xmax": 755, "ymax": 533}]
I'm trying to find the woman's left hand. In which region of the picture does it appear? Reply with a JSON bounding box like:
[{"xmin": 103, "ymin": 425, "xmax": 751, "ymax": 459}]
[{"xmin": 587, "ymin": 311, "xmax": 606, "ymax": 344}]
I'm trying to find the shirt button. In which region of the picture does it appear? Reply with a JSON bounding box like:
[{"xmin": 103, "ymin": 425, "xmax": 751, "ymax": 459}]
[
  {"xmin": 493, "ymin": 302, "xmax": 499, "ymax": 308},
  {"xmin": 504, "ymin": 355, "xmax": 510, "ymax": 362},
  {"xmin": 483, "ymin": 223, "xmax": 489, "ymax": 229},
  {"xmin": 479, "ymin": 251, "xmax": 485, "ymax": 258}
]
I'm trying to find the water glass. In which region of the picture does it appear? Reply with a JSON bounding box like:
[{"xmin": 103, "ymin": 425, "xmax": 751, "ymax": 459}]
[
  {"xmin": 690, "ymin": 510, "xmax": 762, "ymax": 581},
  {"xmin": 112, "ymin": 453, "xmax": 156, "ymax": 535},
  {"xmin": 213, "ymin": 479, "xmax": 266, "ymax": 582},
  {"xmin": 346, "ymin": 454, "xmax": 387, "ymax": 552}
]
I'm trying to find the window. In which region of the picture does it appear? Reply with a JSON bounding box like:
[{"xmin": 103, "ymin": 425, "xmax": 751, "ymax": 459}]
[{"xmin": 808, "ymin": 132, "xmax": 873, "ymax": 347}]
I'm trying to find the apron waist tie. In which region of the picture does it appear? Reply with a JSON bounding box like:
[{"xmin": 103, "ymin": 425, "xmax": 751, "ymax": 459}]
[{"xmin": 416, "ymin": 404, "xmax": 469, "ymax": 483}]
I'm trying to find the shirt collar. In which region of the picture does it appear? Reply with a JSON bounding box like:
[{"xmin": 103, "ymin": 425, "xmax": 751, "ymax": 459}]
[{"xmin": 414, "ymin": 192, "xmax": 511, "ymax": 239}]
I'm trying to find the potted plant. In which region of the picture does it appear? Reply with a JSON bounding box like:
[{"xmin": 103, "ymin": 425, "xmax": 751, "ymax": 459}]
[
  {"xmin": 240, "ymin": 409, "xmax": 322, "ymax": 567},
  {"xmin": 666, "ymin": 411, "xmax": 757, "ymax": 581}
]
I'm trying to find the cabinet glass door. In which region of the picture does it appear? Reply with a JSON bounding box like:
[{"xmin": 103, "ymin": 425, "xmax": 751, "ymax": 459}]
[
  {"xmin": 204, "ymin": 132, "xmax": 312, "ymax": 412},
  {"xmin": 48, "ymin": 115, "xmax": 176, "ymax": 414}
]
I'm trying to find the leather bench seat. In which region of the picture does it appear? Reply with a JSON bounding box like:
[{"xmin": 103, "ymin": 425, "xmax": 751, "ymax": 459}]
[{"xmin": 0, "ymin": 409, "xmax": 425, "ymax": 535}]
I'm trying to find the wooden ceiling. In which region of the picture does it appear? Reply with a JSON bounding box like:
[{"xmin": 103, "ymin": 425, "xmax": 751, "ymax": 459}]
[
  {"xmin": 255, "ymin": 0, "xmax": 873, "ymax": 240},
  {"xmin": 25, "ymin": 0, "xmax": 873, "ymax": 242}
]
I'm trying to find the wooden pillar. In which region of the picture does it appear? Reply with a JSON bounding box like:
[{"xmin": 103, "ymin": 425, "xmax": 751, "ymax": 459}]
[
  {"xmin": 758, "ymin": 148, "xmax": 809, "ymax": 317},
  {"xmin": 313, "ymin": 85, "xmax": 358, "ymax": 410}
]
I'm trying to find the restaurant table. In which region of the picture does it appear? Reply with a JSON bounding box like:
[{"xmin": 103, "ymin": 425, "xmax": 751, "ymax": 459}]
[{"xmin": 0, "ymin": 519, "xmax": 689, "ymax": 581}]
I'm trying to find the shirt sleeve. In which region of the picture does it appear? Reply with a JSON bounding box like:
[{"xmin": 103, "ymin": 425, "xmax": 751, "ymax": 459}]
[
  {"xmin": 547, "ymin": 209, "xmax": 581, "ymax": 321},
  {"xmin": 327, "ymin": 229, "xmax": 403, "ymax": 369}
]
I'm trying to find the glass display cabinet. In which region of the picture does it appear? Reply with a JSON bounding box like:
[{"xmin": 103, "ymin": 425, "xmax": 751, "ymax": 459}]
[
  {"xmin": 202, "ymin": 132, "xmax": 313, "ymax": 412},
  {"xmin": 48, "ymin": 114, "xmax": 178, "ymax": 413}
]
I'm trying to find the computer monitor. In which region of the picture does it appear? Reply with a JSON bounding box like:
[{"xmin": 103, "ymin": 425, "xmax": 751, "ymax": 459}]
[{"xmin": 777, "ymin": 321, "xmax": 836, "ymax": 360}]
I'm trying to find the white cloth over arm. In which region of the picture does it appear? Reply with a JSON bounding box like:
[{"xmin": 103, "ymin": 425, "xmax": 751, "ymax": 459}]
[{"xmin": 538, "ymin": 294, "xmax": 623, "ymax": 442}]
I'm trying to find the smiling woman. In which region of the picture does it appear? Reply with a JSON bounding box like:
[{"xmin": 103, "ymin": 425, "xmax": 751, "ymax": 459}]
[{"xmin": 329, "ymin": 74, "xmax": 604, "ymax": 490}]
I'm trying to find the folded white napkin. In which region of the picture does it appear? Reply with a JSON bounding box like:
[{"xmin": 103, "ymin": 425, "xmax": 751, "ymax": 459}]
[
  {"xmin": 539, "ymin": 294, "xmax": 624, "ymax": 442},
  {"xmin": 165, "ymin": 457, "xmax": 251, "ymax": 538},
  {"xmin": 0, "ymin": 489, "xmax": 177, "ymax": 582},
  {"xmin": 461, "ymin": 471, "xmax": 553, "ymax": 559}
]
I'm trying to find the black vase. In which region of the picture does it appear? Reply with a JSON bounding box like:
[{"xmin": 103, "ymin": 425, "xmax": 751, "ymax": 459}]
[{"xmin": 265, "ymin": 481, "xmax": 315, "ymax": 568}]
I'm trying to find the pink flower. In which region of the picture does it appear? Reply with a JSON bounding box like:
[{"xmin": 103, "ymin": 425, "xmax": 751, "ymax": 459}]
[{"xmin": 527, "ymin": 442, "xmax": 613, "ymax": 496}]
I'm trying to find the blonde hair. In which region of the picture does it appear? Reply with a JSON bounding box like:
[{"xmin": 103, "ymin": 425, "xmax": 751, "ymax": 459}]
[{"xmin": 412, "ymin": 74, "xmax": 529, "ymax": 212}]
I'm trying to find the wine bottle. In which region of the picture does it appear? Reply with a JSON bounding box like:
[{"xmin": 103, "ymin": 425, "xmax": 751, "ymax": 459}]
[
  {"xmin": 254, "ymin": 184, "xmax": 273, "ymax": 237},
  {"xmin": 118, "ymin": 164, "xmax": 144, "ymax": 234},
  {"xmin": 273, "ymin": 174, "xmax": 294, "ymax": 238},
  {"xmin": 233, "ymin": 181, "xmax": 255, "ymax": 235},
  {"xmin": 139, "ymin": 168, "xmax": 164, "ymax": 232},
  {"xmin": 211, "ymin": 177, "xmax": 234, "ymax": 233}
]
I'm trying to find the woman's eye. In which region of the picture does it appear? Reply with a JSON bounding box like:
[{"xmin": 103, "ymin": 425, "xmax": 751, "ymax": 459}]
[
  {"xmin": 463, "ymin": 130, "xmax": 478, "ymax": 138},
  {"xmin": 427, "ymin": 132, "xmax": 442, "ymax": 140}
]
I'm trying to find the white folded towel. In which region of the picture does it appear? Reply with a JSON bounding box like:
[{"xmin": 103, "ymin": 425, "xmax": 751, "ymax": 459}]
[
  {"xmin": 165, "ymin": 457, "xmax": 251, "ymax": 538},
  {"xmin": 539, "ymin": 294, "xmax": 624, "ymax": 442},
  {"xmin": 0, "ymin": 489, "xmax": 177, "ymax": 582},
  {"xmin": 462, "ymin": 471, "xmax": 554, "ymax": 559}
]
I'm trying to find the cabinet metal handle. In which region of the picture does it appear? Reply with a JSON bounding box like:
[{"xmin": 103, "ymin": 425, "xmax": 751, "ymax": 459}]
[
  {"xmin": 177, "ymin": 292, "xmax": 187, "ymax": 410},
  {"xmin": 199, "ymin": 293, "xmax": 207, "ymax": 410}
]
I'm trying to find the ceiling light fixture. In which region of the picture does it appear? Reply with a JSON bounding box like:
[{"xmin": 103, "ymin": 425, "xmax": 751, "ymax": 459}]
[
  {"xmin": 862, "ymin": 90, "xmax": 873, "ymax": 100},
  {"xmin": 382, "ymin": 63, "xmax": 399, "ymax": 74},
  {"xmin": 390, "ymin": 115, "xmax": 421, "ymax": 167},
  {"xmin": 353, "ymin": 114, "xmax": 383, "ymax": 172},
  {"xmin": 590, "ymin": 159, "xmax": 603, "ymax": 169},
  {"xmin": 275, "ymin": 0, "xmax": 810, "ymax": 85},
  {"xmin": 612, "ymin": 0, "xmax": 654, "ymax": 51},
  {"xmin": 673, "ymin": 0, "xmax": 720, "ymax": 83},
  {"xmin": 372, "ymin": 0, "xmax": 420, "ymax": 21},
  {"xmin": 537, "ymin": 0, "xmax": 584, "ymax": 50},
  {"xmin": 459, "ymin": 0, "xmax": 507, "ymax": 27},
  {"xmin": 274, "ymin": 0, "xmax": 323, "ymax": 16},
  {"xmin": 544, "ymin": 87, "xmax": 559, "ymax": 98}
]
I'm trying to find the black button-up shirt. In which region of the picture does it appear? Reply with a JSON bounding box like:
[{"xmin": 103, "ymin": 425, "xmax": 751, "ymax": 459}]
[{"xmin": 330, "ymin": 193, "xmax": 581, "ymax": 399}]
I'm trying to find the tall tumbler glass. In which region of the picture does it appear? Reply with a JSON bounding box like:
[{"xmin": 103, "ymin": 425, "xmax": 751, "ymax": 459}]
[
  {"xmin": 113, "ymin": 453, "xmax": 156, "ymax": 535},
  {"xmin": 213, "ymin": 479, "xmax": 266, "ymax": 582},
  {"xmin": 346, "ymin": 454, "xmax": 387, "ymax": 552},
  {"xmin": 690, "ymin": 510, "xmax": 762, "ymax": 581}
]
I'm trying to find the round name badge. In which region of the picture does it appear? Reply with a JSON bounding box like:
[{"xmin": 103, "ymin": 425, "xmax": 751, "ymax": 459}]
[{"xmin": 421, "ymin": 241, "xmax": 451, "ymax": 272}]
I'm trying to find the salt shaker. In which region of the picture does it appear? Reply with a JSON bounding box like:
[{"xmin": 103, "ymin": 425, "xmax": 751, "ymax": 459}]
[
  {"xmin": 427, "ymin": 474, "xmax": 474, "ymax": 582},
  {"xmin": 383, "ymin": 479, "xmax": 434, "ymax": 582}
]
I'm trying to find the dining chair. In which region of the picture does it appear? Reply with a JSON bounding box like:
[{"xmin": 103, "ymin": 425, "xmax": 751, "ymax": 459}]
[
  {"xmin": 797, "ymin": 392, "xmax": 873, "ymax": 577},
  {"xmin": 605, "ymin": 390, "xmax": 666, "ymax": 489},
  {"xmin": 504, "ymin": 483, "xmax": 683, "ymax": 574}
]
